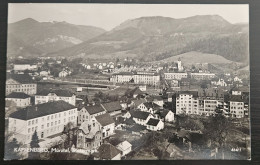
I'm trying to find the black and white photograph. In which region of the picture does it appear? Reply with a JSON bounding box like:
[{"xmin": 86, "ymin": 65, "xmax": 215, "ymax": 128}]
[{"xmin": 4, "ymin": 3, "xmax": 250, "ymax": 160}]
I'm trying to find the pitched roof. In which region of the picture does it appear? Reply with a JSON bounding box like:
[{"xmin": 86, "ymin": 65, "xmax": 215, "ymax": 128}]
[
  {"xmin": 146, "ymin": 118, "xmax": 160, "ymax": 126},
  {"xmin": 37, "ymin": 89, "xmax": 74, "ymax": 97},
  {"xmin": 6, "ymin": 92, "xmax": 30, "ymax": 99},
  {"xmin": 79, "ymin": 120, "xmax": 101, "ymax": 138},
  {"xmin": 9, "ymin": 101, "xmax": 76, "ymax": 120},
  {"xmin": 101, "ymin": 101, "xmax": 122, "ymax": 113},
  {"xmin": 84, "ymin": 105, "xmax": 105, "ymax": 115},
  {"xmin": 95, "ymin": 113, "xmax": 115, "ymax": 126},
  {"xmin": 116, "ymin": 141, "xmax": 132, "ymax": 151},
  {"xmin": 143, "ymin": 102, "xmax": 161, "ymax": 109},
  {"xmin": 132, "ymin": 87, "xmax": 143, "ymax": 95},
  {"xmin": 6, "ymin": 74, "xmax": 35, "ymax": 84},
  {"xmin": 132, "ymin": 99, "xmax": 147, "ymax": 107},
  {"xmin": 156, "ymin": 110, "xmax": 170, "ymax": 118},
  {"xmin": 130, "ymin": 110, "xmax": 151, "ymax": 120},
  {"xmin": 97, "ymin": 143, "xmax": 121, "ymax": 159}
]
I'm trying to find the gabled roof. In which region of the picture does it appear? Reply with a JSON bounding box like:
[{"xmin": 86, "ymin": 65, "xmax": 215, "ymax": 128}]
[
  {"xmin": 79, "ymin": 120, "xmax": 101, "ymax": 138},
  {"xmin": 156, "ymin": 110, "xmax": 171, "ymax": 118},
  {"xmin": 132, "ymin": 99, "xmax": 147, "ymax": 107},
  {"xmin": 130, "ymin": 110, "xmax": 151, "ymax": 120},
  {"xmin": 95, "ymin": 113, "xmax": 115, "ymax": 126},
  {"xmin": 116, "ymin": 141, "xmax": 132, "ymax": 151},
  {"xmin": 6, "ymin": 92, "xmax": 30, "ymax": 99},
  {"xmin": 9, "ymin": 101, "xmax": 76, "ymax": 120},
  {"xmin": 146, "ymin": 118, "xmax": 160, "ymax": 126},
  {"xmin": 132, "ymin": 88, "xmax": 143, "ymax": 95},
  {"xmin": 97, "ymin": 143, "xmax": 121, "ymax": 159},
  {"xmin": 143, "ymin": 102, "xmax": 161, "ymax": 109},
  {"xmin": 101, "ymin": 101, "xmax": 122, "ymax": 113},
  {"xmin": 84, "ymin": 105, "xmax": 105, "ymax": 115},
  {"xmin": 6, "ymin": 74, "xmax": 35, "ymax": 84},
  {"xmin": 37, "ymin": 89, "xmax": 74, "ymax": 97}
]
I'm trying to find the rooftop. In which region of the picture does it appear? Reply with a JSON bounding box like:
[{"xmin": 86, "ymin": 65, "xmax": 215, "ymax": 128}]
[
  {"xmin": 146, "ymin": 118, "xmax": 160, "ymax": 126},
  {"xmin": 130, "ymin": 110, "xmax": 151, "ymax": 120},
  {"xmin": 6, "ymin": 74, "xmax": 35, "ymax": 84},
  {"xmin": 97, "ymin": 143, "xmax": 121, "ymax": 160},
  {"xmin": 9, "ymin": 101, "xmax": 76, "ymax": 120},
  {"xmin": 37, "ymin": 89, "xmax": 74, "ymax": 97},
  {"xmin": 101, "ymin": 101, "xmax": 122, "ymax": 113},
  {"xmin": 83, "ymin": 105, "xmax": 105, "ymax": 115},
  {"xmin": 6, "ymin": 92, "xmax": 31, "ymax": 99},
  {"xmin": 95, "ymin": 113, "xmax": 115, "ymax": 126}
]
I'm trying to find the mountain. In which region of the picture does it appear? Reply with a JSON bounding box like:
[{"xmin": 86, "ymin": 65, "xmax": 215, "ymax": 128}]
[
  {"xmin": 7, "ymin": 18, "xmax": 106, "ymax": 57},
  {"xmin": 13, "ymin": 15, "xmax": 248, "ymax": 64}
]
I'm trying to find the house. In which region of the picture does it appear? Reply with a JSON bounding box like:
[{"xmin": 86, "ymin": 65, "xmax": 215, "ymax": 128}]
[
  {"xmin": 130, "ymin": 110, "xmax": 154, "ymax": 126},
  {"xmin": 151, "ymin": 95, "xmax": 164, "ymax": 107},
  {"xmin": 13, "ymin": 64, "xmax": 37, "ymax": 71},
  {"xmin": 116, "ymin": 140, "xmax": 132, "ymax": 156},
  {"xmin": 78, "ymin": 105, "xmax": 106, "ymax": 124},
  {"xmin": 138, "ymin": 102, "xmax": 161, "ymax": 114},
  {"xmin": 35, "ymin": 89, "xmax": 76, "ymax": 106},
  {"xmin": 95, "ymin": 113, "xmax": 115, "ymax": 138},
  {"xmin": 6, "ymin": 74, "xmax": 37, "ymax": 95},
  {"xmin": 6, "ymin": 92, "xmax": 31, "ymax": 107},
  {"xmin": 39, "ymin": 71, "xmax": 49, "ymax": 77},
  {"xmin": 146, "ymin": 118, "xmax": 164, "ymax": 131},
  {"xmin": 94, "ymin": 143, "xmax": 121, "ymax": 160},
  {"xmin": 234, "ymin": 76, "xmax": 242, "ymax": 83},
  {"xmin": 229, "ymin": 95, "xmax": 247, "ymax": 118},
  {"xmin": 101, "ymin": 101, "xmax": 122, "ymax": 117},
  {"xmin": 231, "ymin": 86, "xmax": 249, "ymax": 96},
  {"xmin": 76, "ymin": 120, "xmax": 102, "ymax": 151},
  {"xmin": 155, "ymin": 110, "xmax": 175, "ymax": 122},
  {"xmin": 131, "ymin": 98, "xmax": 147, "ymax": 109},
  {"xmin": 59, "ymin": 70, "xmax": 69, "ymax": 77},
  {"xmin": 8, "ymin": 101, "xmax": 77, "ymax": 144},
  {"xmin": 131, "ymin": 87, "xmax": 144, "ymax": 98}
]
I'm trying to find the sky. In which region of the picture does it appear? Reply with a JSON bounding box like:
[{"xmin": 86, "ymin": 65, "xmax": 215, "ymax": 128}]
[{"xmin": 8, "ymin": 3, "xmax": 249, "ymax": 31}]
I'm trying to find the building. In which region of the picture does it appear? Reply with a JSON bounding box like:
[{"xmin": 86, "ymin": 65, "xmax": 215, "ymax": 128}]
[
  {"xmin": 164, "ymin": 72, "xmax": 188, "ymax": 80},
  {"xmin": 39, "ymin": 71, "xmax": 49, "ymax": 77},
  {"xmin": 190, "ymin": 73, "xmax": 215, "ymax": 80},
  {"xmin": 6, "ymin": 74, "xmax": 37, "ymax": 95},
  {"xmin": 176, "ymin": 91, "xmax": 199, "ymax": 115},
  {"xmin": 138, "ymin": 102, "xmax": 161, "ymax": 114},
  {"xmin": 200, "ymin": 99, "xmax": 221, "ymax": 116},
  {"xmin": 101, "ymin": 101, "xmax": 122, "ymax": 117},
  {"xmin": 78, "ymin": 105, "xmax": 106, "ymax": 125},
  {"xmin": 211, "ymin": 78, "xmax": 227, "ymax": 87},
  {"xmin": 76, "ymin": 120, "xmax": 102, "ymax": 151},
  {"xmin": 229, "ymin": 95, "xmax": 247, "ymax": 118},
  {"xmin": 116, "ymin": 140, "xmax": 132, "ymax": 156},
  {"xmin": 146, "ymin": 118, "xmax": 164, "ymax": 131},
  {"xmin": 35, "ymin": 89, "xmax": 76, "ymax": 106},
  {"xmin": 110, "ymin": 72, "xmax": 160, "ymax": 86},
  {"xmin": 130, "ymin": 110, "xmax": 154, "ymax": 126},
  {"xmin": 8, "ymin": 101, "xmax": 77, "ymax": 144},
  {"xmin": 94, "ymin": 113, "xmax": 115, "ymax": 138},
  {"xmin": 13, "ymin": 64, "xmax": 37, "ymax": 71},
  {"xmin": 59, "ymin": 70, "xmax": 71, "ymax": 77},
  {"xmin": 177, "ymin": 58, "xmax": 184, "ymax": 71},
  {"xmin": 155, "ymin": 110, "xmax": 175, "ymax": 122},
  {"xmin": 94, "ymin": 143, "xmax": 121, "ymax": 160},
  {"xmin": 6, "ymin": 92, "xmax": 31, "ymax": 107}
]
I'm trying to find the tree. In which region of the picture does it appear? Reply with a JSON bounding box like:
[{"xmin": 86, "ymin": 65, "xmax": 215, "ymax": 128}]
[
  {"xmin": 63, "ymin": 122, "xmax": 76, "ymax": 149},
  {"xmin": 4, "ymin": 136, "xmax": 22, "ymax": 160},
  {"xmin": 203, "ymin": 114, "xmax": 233, "ymax": 159},
  {"xmin": 28, "ymin": 130, "xmax": 40, "ymax": 159}
]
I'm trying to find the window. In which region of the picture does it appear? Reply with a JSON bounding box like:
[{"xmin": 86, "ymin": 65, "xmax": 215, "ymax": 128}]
[
  {"xmin": 47, "ymin": 116, "xmax": 50, "ymax": 120},
  {"xmin": 51, "ymin": 122, "xmax": 53, "ymax": 126},
  {"xmin": 36, "ymin": 119, "xmax": 38, "ymax": 124},
  {"xmin": 51, "ymin": 115, "xmax": 53, "ymax": 120},
  {"xmin": 41, "ymin": 132, "xmax": 44, "ymax": 138},
  {"xmin": 47, "ymin": 123, "xmax": 49, "ymax": 127},
  {"xmin": 41, "ymin": 125, "xmax": 44, "ymax": 129},
  {"xmin": 35, "ymin": 126, "xmax": 38, "ymax": 131},
  {"xmin": 32, "ymin": 120, "xmax": 34, "ymax": 125},
  {"xmin": 28, "ymin": 128, "xmax": 31, "ymax": 133}
]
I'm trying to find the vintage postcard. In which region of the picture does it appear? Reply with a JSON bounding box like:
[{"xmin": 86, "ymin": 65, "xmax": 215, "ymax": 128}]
[{"xmin": 4, "ymin": 3, "xmax": 250, "ymax": 160}]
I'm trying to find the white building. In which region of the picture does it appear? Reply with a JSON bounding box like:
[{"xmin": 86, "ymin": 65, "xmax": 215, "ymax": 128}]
[
  {"xmin": 229, "ymin": 95, "xmax": 247, "ymax": 118},
  {"xmin": 116, "ymin": 140, "xmax": 132, "ymax": 156},
  {"xmin": 164, "ymin": 72, "xmax": 188, "ymax": 80},
  {"xmin": 94, "ymin": 113, "xmax": 115, "ymax": 138},
  {"xmin": 8, "ymin": 101, "xmax": 77, "ymax": 144},
  {"xmin": 156, "ymin": 110, "xmax": 175, "ymax": 122},
  {"xmin": 146, "ymin": 118, "xmax": 164, "ymax": 131},
  {"xmin": 35, "ymin": 89, "xmax": 76, "ymax": 106},
  {"xmin": 190, "ymin": 73, "xmax": 215, "ymax": 80},
  {"xmin": 131, "ymin": 111, "xmax": 154, "ymax": 126},
  {"xmin": 13, "ymin": 64, "xmax": 37, "ymax": 71},
  {"xmin": 6, "ymin": 92, "xmax": 31, "ymax": 107},
  {"xmin": 176, "ymin": 91, "xmax": 199, "ymax": 115},
  {"xmin": 6, "ymin": 74, "xmax": 37, "ymax": 95},
  {"xmin": 78, "ymin": 105, "xmax": 106, "ymax": 125},
  {"xmin": 110, "ymin": 72, "xmax": 160, "ymax": 86}
]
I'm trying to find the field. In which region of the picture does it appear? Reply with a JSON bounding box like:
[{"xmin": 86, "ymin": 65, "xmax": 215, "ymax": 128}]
[{"xmin": 158, "ymin": 51, "xmax": 233, "ymax": 65}]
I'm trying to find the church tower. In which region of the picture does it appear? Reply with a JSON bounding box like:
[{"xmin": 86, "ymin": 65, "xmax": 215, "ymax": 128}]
[{"xmin": 177, "ymin": 57, "xmax": 183, "ymax": 71}]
